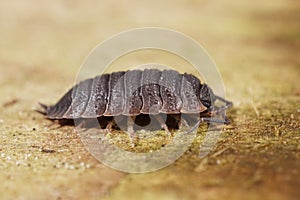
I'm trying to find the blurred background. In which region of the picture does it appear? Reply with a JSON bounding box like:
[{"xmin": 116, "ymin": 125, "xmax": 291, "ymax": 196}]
[{"xmin": 0, "ymin": 0, "xmax": 299, "ymax": 199}]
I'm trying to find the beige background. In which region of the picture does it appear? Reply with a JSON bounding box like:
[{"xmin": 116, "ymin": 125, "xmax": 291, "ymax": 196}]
[{"xmin": 0, "ymin": 0, "xmax": 299, "ymax": 199}]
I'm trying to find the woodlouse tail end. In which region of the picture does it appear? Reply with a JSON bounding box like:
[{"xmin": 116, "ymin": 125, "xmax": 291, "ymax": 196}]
[{"xmin": 35, "ymin": 102, "xmax": 50, "ymax": 115}]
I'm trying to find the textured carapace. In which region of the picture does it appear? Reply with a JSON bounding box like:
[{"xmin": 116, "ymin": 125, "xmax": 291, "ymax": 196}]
[
  {"xmin": 39, "ymin": 69, "xmax": 232, "ymax": 127},
  {"xmin": 42, "ymin": 69, "xmax": 206, "ymax": 118}
]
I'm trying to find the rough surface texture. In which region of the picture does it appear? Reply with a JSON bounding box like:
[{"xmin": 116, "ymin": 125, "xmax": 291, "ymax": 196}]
[{"xmin": 0, "ymin": 0, "xmax": 299, "ymax": 200}]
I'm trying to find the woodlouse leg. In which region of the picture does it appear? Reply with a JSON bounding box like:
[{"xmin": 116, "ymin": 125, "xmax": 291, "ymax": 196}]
[
  {"xmin": 77, "ymin": 120, "xmax": 88, "ymax": 130},
  {"xmin": 200, "ymin": 117, "xmax": 229, "ymax": 124},
  {"xmin": 214, "ymin": 95, "xmax": 233, "ymax": 114},
  {"xmin": 104, "ymin": 121, "xmax": 114, "ymax": 136},
  {"xmin": 180, "ymin": 116, "xmax": 229, "ymax": 135},
  {"xmin": 169, "ymin": 114, "xmax": 189, "ymax": 129},
  {"xmin": 127, "ymin": 116, "xmax": 136, "ymax": 147},
  {"xmin": 154, "ymin": 114, "xmax": 172, "ymax": 136},
  {"xmin": 46, "ymin": 121, "xmax": 64, "ymax": 129}
]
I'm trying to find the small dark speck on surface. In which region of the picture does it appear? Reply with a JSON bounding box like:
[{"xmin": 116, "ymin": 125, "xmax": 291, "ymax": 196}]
[{"xmin": 41, "ymin": 148, "xmax": 56, "ymax": 153}]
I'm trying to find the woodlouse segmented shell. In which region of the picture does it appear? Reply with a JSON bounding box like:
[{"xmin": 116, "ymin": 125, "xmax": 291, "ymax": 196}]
[{"xmin": 41, "ymin": 69, "xmax": 218, "ymax": 120}]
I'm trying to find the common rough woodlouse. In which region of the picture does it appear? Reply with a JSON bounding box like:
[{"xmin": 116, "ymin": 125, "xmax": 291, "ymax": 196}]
[{"xmin": 38, "ymin": 68, "xmax": 232, "ymax": 143}]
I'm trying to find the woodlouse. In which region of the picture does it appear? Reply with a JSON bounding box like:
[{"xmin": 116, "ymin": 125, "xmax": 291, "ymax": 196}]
[{"xmin": 38, "ymin": 69, "xmax": 232, "ymax": 141}]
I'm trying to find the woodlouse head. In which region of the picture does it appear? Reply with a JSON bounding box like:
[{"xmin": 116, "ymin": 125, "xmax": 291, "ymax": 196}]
[{"xmin": 199, "ymin": 84, "xmax": 216, "ymax": 109}]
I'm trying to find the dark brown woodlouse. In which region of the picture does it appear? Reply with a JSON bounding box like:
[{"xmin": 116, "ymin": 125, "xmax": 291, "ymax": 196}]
[{"xmin": 38, "ymin": 69, "xmax": 232, "ymax": 139}]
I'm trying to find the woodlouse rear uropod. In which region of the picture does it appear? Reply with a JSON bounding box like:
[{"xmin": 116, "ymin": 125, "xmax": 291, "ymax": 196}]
[{"xmin": 38, "ymin": 68, "xmax": 233, "ymax": 143}]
